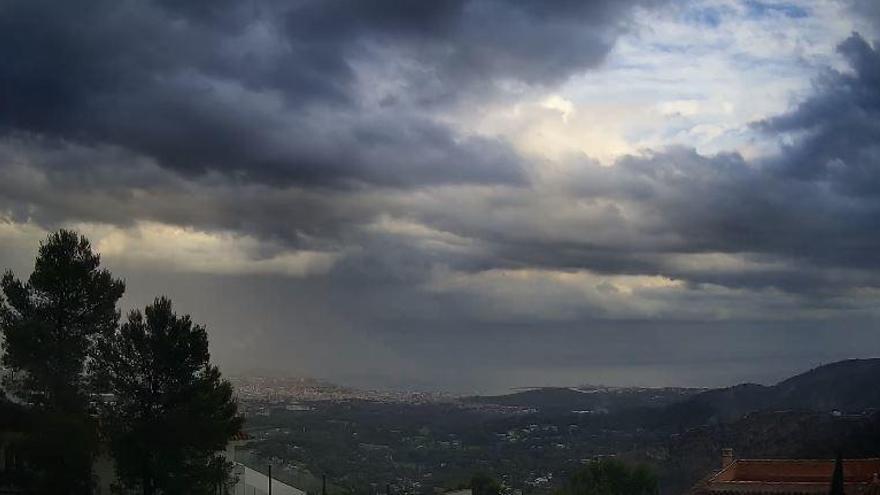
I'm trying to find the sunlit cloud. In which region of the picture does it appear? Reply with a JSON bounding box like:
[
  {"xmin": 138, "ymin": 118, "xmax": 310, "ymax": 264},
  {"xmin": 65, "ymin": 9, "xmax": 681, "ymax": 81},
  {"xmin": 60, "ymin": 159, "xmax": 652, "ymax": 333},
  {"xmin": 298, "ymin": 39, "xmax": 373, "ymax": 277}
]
[{"xmin": 2, "ymin": 219, "xmax": 341, "ymax": 277}]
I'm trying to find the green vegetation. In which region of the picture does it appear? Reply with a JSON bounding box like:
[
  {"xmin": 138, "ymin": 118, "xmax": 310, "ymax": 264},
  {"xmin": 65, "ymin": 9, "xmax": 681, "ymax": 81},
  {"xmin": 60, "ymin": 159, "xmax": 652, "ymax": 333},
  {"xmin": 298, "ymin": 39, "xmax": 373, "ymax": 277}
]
[
  {"xmin": 1, "ymin": 230, "xmax": 124, "ymax": 411},
  {"xmin": 557, "ymin": 459, "xmax": 657, "ymax": 495},
  {"xmin": 95, "ymin": 297, "xmax": 243, "ymax": 494},
  {"xmin": 1, "ymin": 230, "xmax": 123, "ymax": 493},
  {"xmin": 471, "ymin": 473, "xmax": 502, "ymax": 495},
  {"xmin": 237, "ymin": 358, "xmax": 880, "ymax": 495},
  {"xmin": 0, "ymin": 230, "xmax": 241, "ymax": 494}
]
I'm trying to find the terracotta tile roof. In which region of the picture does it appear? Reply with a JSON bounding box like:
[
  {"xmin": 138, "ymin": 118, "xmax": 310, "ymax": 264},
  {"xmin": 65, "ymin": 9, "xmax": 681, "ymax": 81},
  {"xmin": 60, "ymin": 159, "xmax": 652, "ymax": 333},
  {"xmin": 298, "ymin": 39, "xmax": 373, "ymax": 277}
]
[{"xmin": 693, "ymin": 458, "xmax": 880, "ymax": 495}]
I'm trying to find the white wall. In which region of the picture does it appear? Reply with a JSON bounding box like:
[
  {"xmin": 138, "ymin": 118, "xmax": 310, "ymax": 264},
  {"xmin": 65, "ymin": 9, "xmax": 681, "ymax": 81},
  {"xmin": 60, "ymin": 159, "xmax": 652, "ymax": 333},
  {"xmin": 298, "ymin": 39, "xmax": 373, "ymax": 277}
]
[{"xmin": 231, "ymin": 463, "xmax": 306, "ymax": 495}]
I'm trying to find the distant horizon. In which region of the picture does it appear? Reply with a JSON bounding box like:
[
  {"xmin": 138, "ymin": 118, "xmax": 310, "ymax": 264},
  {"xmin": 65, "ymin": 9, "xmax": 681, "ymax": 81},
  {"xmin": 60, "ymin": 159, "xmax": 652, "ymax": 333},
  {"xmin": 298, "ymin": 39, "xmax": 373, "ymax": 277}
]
[{"xmin": 223, "ymin": 356, "xmax": 880, "ymax": 396}]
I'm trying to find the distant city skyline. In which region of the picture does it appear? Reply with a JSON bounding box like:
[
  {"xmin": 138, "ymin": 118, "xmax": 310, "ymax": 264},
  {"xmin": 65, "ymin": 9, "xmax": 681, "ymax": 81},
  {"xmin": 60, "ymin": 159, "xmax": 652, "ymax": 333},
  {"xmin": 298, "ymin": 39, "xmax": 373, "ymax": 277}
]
[{"xmin": 1, "ymin": 0, "xmax": 880, "ymax": 393}]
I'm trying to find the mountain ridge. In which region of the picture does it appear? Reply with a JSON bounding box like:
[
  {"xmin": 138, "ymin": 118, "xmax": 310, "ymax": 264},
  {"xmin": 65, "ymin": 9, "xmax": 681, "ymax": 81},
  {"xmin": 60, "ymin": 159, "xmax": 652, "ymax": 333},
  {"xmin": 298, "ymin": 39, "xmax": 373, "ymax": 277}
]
[
  {"xmin": 656, "ymin": 358, "xmax": 880, "ymax": 426},
  {"xmin": 466, "ymin": 358, "xmax": 880, "ymax": 423}
]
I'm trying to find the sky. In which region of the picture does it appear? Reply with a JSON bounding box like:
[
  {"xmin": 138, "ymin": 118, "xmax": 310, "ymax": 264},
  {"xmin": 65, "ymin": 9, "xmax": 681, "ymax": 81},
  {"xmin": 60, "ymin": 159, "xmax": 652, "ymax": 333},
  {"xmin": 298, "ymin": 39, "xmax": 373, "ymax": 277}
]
[{"xmin": 1, "ymin": 0, "xmax": 880, "ymax": 394}]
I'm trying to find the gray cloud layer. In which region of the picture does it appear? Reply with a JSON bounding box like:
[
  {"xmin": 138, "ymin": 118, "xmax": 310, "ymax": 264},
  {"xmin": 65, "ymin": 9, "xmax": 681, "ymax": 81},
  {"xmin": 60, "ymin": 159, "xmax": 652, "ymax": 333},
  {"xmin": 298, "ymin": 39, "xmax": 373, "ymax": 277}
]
[
  {"xmin": 1, "ymin": 0, "xmax": 879, "ymax": 390},
  {"xmin": 0, "ymin": 0, "xmax": 660, "ymax": 187}
]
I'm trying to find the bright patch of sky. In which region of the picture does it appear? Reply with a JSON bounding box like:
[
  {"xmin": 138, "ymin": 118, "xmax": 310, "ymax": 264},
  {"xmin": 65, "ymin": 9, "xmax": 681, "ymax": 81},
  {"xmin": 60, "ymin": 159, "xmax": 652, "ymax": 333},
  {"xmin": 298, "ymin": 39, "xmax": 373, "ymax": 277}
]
[{"xmin": 457, "ymin": 0, "xmax": 858, "ymax": 163}]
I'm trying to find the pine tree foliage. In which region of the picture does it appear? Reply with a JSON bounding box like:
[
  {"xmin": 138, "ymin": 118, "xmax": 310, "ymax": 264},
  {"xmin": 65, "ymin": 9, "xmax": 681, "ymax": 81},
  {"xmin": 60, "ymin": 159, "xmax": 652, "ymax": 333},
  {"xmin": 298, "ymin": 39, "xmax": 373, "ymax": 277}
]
[
  {"xmin": 558, "ymin": 459, "xmax": 659, "ymax": 495},
  {"xmin": 0, "ymin": 229, "xmax": 124, "ymax": 410},
  {"xmin": 95, "ymin": 297, "xmax": 243, "ymax": 494},
  {"xmin": 0, "ymin": 230, "xmax": 124, "ymax": 493},
  {"xmin": 1, "ymin": 231, "xmax": 241, "ymax": 494}
]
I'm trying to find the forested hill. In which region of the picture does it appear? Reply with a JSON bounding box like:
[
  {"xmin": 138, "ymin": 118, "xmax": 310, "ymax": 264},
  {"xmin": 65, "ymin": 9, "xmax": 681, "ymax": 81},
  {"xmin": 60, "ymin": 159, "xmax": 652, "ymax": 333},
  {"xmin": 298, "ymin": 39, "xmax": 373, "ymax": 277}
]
[
  {"xmin": 773, "ymin": 358, "xmax": 880, "ymax": 410},
  {"xmin": 468, "ymin": 359, "xmax": 880, "ymax": 494},
  {"xmin": 657, "ymin": 358, "xmax": 880, "ymax": 427},
  {"xmin": 464, "ymin": 386, "xmax": 703, "ymax": 413},
  {"xmin": 466, "ymin": 359, "xmax": 880, "ymax": 423}
]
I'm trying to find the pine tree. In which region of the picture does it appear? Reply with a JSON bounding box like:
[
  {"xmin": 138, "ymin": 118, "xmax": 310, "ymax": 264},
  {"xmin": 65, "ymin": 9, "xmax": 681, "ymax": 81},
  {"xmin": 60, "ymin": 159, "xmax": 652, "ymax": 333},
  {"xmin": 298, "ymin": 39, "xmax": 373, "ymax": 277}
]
[
  {"xmin": 95, "ymin": 297, "xmax": 242, "ymax": 495},
  {"xmin": 0, "ymin": 230, "xmax": 124, "ymax": 409},
  {"xmin": 829, "ymin": 452, "xmax": 844, "ymax": 495},
  {"xmin": 0, "ymin": 229, "xmax": 125, "ymax": 493},
  {"xmin": 560, "ymin": 459, "xmax": 659, "ymax": 495}
]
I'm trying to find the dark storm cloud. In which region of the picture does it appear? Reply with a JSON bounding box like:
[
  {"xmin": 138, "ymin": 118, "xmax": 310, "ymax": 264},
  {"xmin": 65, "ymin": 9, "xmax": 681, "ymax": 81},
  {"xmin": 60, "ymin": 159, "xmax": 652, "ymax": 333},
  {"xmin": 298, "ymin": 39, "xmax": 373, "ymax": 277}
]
[
  {"xmin": 281, "ymin": 0, "xmax": 656, "ymax": 85},
  {"xmin": 758, "ymin": 34, "xmax": 880, "ymax": 191},
  {"xmin": 0, "ymin": 2, "xmax": 878, "ymax": 313},
  {"xmin": 0, "ymin": 138, "xmax": 356, "ymax": 249},
  {"xmin": 741, "ymin": 34, "xmax": 880, "ymax": 269},
  {"xmin": 0, "ymin": 0, "xmax": 656, "ymax": 187},
  {"xmin": 844, "ymin": 0, "xmax": 880, "ymax": 27},
  {"xmin": 2, "ymin": 3, "xmax": 880, "ymax": 391}
]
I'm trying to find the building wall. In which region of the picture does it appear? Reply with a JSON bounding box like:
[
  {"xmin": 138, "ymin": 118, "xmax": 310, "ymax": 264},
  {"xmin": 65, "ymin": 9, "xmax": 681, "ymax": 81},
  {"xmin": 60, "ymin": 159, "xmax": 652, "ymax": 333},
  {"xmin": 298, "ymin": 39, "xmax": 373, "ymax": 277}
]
[
  {"xmin": 230, "ymin": 463, "xmax": 306, "ymax": 495},
  {"xmin": 92, "ymin": 441, "xmax": 305, "ymax": 495}
]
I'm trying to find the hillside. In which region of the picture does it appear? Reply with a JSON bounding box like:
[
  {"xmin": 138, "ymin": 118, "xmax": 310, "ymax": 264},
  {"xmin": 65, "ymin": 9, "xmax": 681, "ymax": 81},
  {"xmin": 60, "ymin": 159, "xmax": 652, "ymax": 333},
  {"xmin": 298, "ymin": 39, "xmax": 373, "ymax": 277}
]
[
  {"xmin": 235, "ymin": 358, "xmax": 880, "ymax": 495},
  {"xmin": 466, "ymin": 386, "xmax": 703, "ymax": 413},
  {"xmin": 657, "ymin": 358, "xmax": 880, "ymax": 427},
  {"xmin": 467, "ymin": 359, "xmax": 880, "ymax": 426},
  {"xmin": 772, "ymin": 358, "xmax": 880, "ymax": 411}
]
